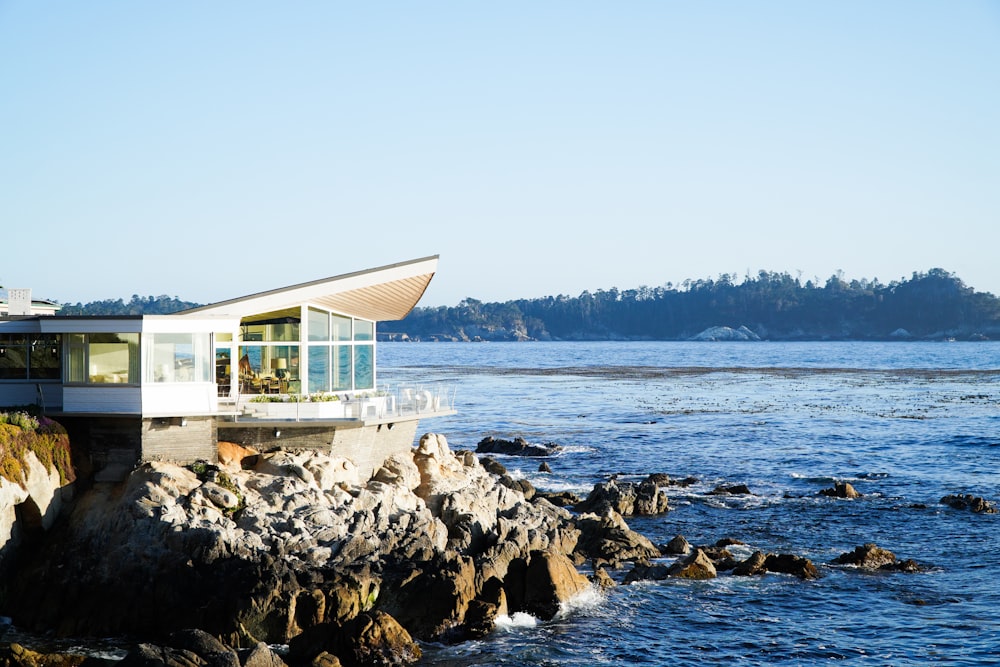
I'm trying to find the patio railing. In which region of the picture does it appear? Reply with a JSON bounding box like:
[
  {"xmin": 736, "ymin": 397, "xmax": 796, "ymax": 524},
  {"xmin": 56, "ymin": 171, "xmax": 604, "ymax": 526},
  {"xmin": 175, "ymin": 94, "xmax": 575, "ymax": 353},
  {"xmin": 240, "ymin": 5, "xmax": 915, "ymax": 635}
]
[{"xmin": 229, "ymin": 383, "xmax": 456, "ymax": 422}]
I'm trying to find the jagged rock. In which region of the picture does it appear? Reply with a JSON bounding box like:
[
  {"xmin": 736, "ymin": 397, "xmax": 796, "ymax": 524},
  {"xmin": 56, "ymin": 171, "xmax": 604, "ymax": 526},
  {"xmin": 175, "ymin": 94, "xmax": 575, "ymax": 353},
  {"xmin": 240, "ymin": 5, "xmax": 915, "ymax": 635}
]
[
  {"xmin": 0, "ymin": 643, "xmax": 92, "ymax": 667},
  {"xmin": 572, "ymin": 510, "xmax": 660, "ymax": 568},
  {"xmin": 538, "ymin": 462, "xmax": 552, "ymax": 473},
  {"xmin": 289, "ymin": 611, "xmax": 421, "ymax": 667},
  {"xmin": 574, "ymin": 479, "xmax": 668, "ymax": 517},
  {"xmin": 764, "ymin": 554, "xmax": 820, "ymax": 580},
  {"xmin": 732, "ymin": 551, "xmax": 769, "ymax": 576},
  {"xmin": 532, "ymin": 490, "xmax": 580, "ymax": 507},
  {"xmin": 667, "ymin": 549, "xmax": 717, "ymax": 579},
  {"xmin": 940, "ymin": 494, "xmax": 998, "ymax": 513},
  {"xmin": 5, "ymin": 432, "xmax": 593, "ymax": 651},
  {"xmin": 708, "ymin": 484, "xmax": 752, "ymax": 496},
  {"xmin": 590, "ymin": 566, "xmax": 616, "ymax": 590},
  {"xmin": 518, "ymin": 549, "xmax": 592, "ymax": 619},
  {"xmin": 476, "ymin": 436, "xmax": 562, "ymax": 457},
  {"xmin": 240, "ymin": 643, "xmax": 288, "ymax": 667},
  {"xmin": 819, "ymin": 482, "xmax": 861, "ymax": 499},
  {"xmin": 217, "ymin": 442, "xmax": 259, "ymax": 471},
  {"xmin": 119, "ymin": 644, "xmax": 206, "ymax": 667},
  {"xmin": 690, "ymin": 326, "xmax": 761, "ymax": 342},
  {"xmin": 832, "ymin": 543, "xmax": 897, "ymax": 569},
  {"xmin": 663, "ymin": 535, "xmax": 691, "ymax": 555}
]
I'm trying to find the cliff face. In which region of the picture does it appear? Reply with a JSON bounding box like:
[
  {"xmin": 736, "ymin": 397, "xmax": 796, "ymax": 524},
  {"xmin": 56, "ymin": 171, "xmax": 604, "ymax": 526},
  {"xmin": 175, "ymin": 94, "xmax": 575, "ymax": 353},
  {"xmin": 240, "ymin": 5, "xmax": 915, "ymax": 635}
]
[
  {"xmin": 4, "ymin": 434, "xmax": 593, "ymax": 653},
  {"xmin": 0, "ymin": 417, "xmax": 76, "ymax": 575}
]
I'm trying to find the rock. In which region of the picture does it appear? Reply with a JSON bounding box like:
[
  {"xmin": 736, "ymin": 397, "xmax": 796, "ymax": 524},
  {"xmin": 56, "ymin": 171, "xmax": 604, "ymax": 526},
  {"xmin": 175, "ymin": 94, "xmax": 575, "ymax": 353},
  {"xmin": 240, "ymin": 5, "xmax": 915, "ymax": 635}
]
[
  {"xmin": 0, "ymin": 643, "xmax": 91, "ymax": 667},
  {"xmin": 732, "ymin": 551, "xmax": 769, "ymax": 576},
  {"xmin": 573, "ymin": 510, "xmax": 660, "ymax": 568},
  {"xmin": 118, "ymin": 644, "xmax": 205, "ymax": 667},
  {"xmin": 301, "ymin": 611, "xmax": 420, "ymax": 667},
  {"xmin": 708, "ymin": 484, "xmax": 752, "ymax": 496},
  {"xmin": 476, "ymin": 436, "xmax": 562, "ymax": 457},
  {"xmin": 477, "ymin": 457, "xmax": 507, "ymax": 477},
  {"xmin": 574, "ymin": 479, "xmax": 668, "ymax": 517},
  {"xmin": 519, "ymin": 549, "xmax": 592, "ymax": 619},
  {"xmin": 240, "ymin": 642, "xmax": 288, "ymax": 667},
  {"xmin": 819, "ymin": 482, "xmax": 861, "ymax": 499},
  {"xmin": 832, "ymin": 543, "xmax": 897, "ymax": 569},
  {"xmin": 690, "ymin": 326, "xmax": 761, "ymax": 342},
  {"xmin": 663, "ymin": 535, "xmax": 691, "ymax": 555},
  {"xmin": 764, "ymin": 554, "xmax": 820, "ymax": 580},
  {"xmin": 538, "ymin": 462, "xmax": 552, "ymax": 473},
  {"xmin": 940, "ymin": 494, "xmax": 998, "ymax": 513},
  {"xmin": 667, "ymin": 548, "xmax": 717, "ymax": 579},
  {"xmin": 372, "ymin": 454, "xmax": 421, "ymax": 490},
  {"xmin": 590, "ymin": 566, "xmax": 616, "ymax": 590},
  {"xmin": 532, "ymin": 490, "xmax": 580, "ymax": 508},
  {"xmin": 217, "ymin": 442, "xmax": 259, "ymax": 470}
]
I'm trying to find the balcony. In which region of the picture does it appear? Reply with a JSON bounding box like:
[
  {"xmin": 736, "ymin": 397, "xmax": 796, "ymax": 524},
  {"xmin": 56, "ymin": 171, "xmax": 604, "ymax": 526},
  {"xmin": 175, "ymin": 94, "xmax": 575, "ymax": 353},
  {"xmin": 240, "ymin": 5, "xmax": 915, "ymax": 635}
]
[{"xmin": 226, "ymin": 384, "xmax": 456, "ymax": 423}]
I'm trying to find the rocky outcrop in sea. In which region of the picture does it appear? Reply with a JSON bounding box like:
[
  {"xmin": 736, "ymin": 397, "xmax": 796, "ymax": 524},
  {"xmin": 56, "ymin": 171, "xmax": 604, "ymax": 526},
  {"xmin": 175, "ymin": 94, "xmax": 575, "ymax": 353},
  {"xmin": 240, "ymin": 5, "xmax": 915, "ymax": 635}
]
[{"xmin": 4, "ymin": 434, "xmax": 603, "ymax": 665}]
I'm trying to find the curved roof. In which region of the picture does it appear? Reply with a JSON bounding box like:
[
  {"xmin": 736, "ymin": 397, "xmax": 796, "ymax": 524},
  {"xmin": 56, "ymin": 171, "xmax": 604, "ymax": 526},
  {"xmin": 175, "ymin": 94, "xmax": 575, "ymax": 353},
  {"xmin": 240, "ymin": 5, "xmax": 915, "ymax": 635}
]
[{"xmin": 179, "ymin": 256, "xmax": 438, "ymax": 322}]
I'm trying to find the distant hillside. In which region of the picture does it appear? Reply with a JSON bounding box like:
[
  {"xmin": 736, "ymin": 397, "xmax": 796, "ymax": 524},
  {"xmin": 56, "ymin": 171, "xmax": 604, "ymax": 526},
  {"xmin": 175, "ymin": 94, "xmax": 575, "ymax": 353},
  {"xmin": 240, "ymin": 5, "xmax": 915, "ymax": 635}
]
[
  {"xmin": 379, "ymin": 268, "xmax": 1000, "ymax": 342},
  {"xmin": 57, "ymin": 294, "xmax": 201, "ymax": 316}
]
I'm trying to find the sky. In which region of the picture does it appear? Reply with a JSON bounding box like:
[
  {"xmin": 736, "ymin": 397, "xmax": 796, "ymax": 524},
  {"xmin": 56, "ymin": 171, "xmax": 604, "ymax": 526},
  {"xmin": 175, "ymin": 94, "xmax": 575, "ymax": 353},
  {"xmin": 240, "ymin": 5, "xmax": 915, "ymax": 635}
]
[{"xmin": 1, "ymin": 2, "xmax": 998, "ymax": 307}]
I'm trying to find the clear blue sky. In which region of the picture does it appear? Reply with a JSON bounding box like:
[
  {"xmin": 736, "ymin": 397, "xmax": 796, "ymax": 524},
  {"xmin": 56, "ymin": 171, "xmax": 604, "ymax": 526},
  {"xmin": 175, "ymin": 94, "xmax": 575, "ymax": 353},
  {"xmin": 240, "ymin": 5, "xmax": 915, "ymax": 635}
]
[{"xmin": 2, "ymin": 1, "xmax": 998, "ymax": 307}]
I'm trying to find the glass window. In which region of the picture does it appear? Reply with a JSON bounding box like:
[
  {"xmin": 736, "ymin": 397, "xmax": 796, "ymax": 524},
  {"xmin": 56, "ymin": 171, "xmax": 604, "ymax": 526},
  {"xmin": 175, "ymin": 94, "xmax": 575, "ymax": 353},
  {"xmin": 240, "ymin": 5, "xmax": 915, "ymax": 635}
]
[
  {"xmin": 29, "ymin": 335, "xmax": 61, "ymax": 380},
  {"xmin": 354, "ymin": 344, "xmax": 374, "ymax": 390},
  {"xmin": 241, "ymin": 320, "xmax": 299, "ymax": 342},
  {"xmin": 88, "ymin": 333, "xmax": 139, "ymax": 384},
  {"xmin": 332, "ymin": 345, "xmax": 352, "ymax": 391},
  {"xmin": 354, "ymin": 319, "xmax": 374, "ymax": 341},
  {"xmin": 331, "ymin": 314, "xmax": 352, "ymax": 341},
  {"xmin": 0, "ymin": 334, "xmax": 28, "ymax": 380},
  {"xmin": 308, "ymin": 346, "xmax": 329, "ymax": 393},
  {"xmin": 67, "ymin": 334, "xmax": 86, "ymax": 383},
  {"xmin": 308, "ymin": 308, "xmax": 330, "ymax": 341},
  {"xmin": 146, "ymin": 333, "xmax": 211, "ymax": 383}
]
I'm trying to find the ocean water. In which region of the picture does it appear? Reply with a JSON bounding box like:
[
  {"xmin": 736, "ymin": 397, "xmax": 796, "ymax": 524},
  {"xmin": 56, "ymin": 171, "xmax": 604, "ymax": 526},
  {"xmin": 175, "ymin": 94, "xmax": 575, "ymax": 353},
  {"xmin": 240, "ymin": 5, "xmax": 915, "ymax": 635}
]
[{"xmin": 379, "ymin": 341, "xmax": 1000, "ymax": 667}]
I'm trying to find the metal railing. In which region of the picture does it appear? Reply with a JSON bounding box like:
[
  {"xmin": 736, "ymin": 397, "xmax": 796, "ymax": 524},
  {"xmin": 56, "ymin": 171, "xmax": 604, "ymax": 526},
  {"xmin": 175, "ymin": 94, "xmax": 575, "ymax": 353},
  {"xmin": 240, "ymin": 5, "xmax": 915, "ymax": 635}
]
[{"xmin": 229, "ymin": 383, "xmax": 456, "ymax": 422}]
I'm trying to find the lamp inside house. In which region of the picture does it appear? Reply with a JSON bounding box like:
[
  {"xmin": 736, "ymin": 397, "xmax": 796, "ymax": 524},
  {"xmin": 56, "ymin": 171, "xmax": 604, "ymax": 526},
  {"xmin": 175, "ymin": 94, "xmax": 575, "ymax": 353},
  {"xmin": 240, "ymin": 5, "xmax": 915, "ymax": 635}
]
[{"xmin": 271, "ymin": 358, "xmax": 288, "ymax": 379}]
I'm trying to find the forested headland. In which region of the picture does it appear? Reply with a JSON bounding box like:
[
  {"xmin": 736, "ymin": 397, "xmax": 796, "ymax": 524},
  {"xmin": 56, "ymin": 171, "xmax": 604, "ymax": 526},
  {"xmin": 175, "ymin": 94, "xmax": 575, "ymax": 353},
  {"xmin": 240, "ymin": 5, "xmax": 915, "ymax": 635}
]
[
  {"xmin": 378, "ymin": 268, "xmax": 1000, "ymax": 342},
  {"xmin": 48, "ymin": 269, "xmax": 1000, "ymax": 342}
]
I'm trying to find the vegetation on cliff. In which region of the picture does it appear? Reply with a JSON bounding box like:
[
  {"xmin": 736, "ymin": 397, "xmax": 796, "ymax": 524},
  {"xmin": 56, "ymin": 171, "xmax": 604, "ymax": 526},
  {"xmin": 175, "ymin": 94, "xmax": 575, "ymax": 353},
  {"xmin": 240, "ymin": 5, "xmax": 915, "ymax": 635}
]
[
  {"xmin": 380, "ymin": 268, "xmax": 1000, "ymax": 341},
  {"xmin": 0, "ymin": 413, "xmax": 74, "ymax": 487}
]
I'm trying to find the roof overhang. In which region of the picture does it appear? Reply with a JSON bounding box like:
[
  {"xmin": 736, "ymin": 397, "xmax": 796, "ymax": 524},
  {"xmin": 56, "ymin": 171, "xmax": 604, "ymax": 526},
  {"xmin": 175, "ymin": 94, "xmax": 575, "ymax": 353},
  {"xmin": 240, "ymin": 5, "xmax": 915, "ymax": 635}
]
[{"xmin": 178, "ymin": 256, "xmax": 438, "ymax": 322}]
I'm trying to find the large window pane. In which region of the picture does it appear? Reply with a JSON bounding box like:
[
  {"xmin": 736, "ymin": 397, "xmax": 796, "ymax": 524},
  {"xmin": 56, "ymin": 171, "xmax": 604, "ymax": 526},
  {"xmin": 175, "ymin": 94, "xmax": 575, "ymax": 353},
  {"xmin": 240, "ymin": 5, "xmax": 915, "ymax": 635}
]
[
  {"xmin": 89, "ymin": 333, "xmax": 138, "ymax": 383},
  {"xmin": 308, "ymin": 346, "xmax": 329, "ymax": 393},
  {"xmin": 354, "ymin": 345, "xmax": 374, "ymax": 390},
  {"xmin": 29, "ymin": 335, "xmax": 61, "ymax": 380},
  {"xmin": 354, "ymin": 319, "xmax": 374, "ymax": 341},
  {"xmin": 67, "ymin": 334, "xmax": 86, "ymax": 383},
  {"xmin": 308, "ymin": 308, "xmax": 330, "ymax": 341},
  {"xmin": 146, "ymin": 333, "xmax": 211, "ymax": 383},
  {"xmin": 332, "ymin": 345, "xmax": 352, "ymax": 391},
  {"xmin": 332, "ymin": 314, "xmax": 351, "ymax": 341},
  {"xmin": 0, "ymin": 334, "xmax": 27, "ymax": 380}
]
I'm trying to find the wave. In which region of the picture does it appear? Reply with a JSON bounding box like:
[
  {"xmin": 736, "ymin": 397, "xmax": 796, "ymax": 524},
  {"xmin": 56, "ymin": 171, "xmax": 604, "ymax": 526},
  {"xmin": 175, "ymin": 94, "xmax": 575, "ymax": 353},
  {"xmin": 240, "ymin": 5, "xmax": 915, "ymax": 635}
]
[{"xmin": 495, "ymin": 612, "xmax": 539, "ymax": 630}]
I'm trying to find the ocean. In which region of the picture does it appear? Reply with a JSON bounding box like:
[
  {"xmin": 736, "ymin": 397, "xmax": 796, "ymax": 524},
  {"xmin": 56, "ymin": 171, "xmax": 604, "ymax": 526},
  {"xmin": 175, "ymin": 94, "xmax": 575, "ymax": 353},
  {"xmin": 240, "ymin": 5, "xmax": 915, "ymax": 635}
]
[{"xmin": 378, "ymin": 341, "xmax": 1000, "ymax": 666}]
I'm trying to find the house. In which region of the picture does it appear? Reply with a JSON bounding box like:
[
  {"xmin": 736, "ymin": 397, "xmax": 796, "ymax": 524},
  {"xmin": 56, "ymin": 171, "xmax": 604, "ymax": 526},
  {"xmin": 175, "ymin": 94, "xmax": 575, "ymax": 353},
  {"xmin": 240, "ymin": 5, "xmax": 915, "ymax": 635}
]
[{"xmin": 0, "ymin": 256, "xmax": 454, "ymax": 481}]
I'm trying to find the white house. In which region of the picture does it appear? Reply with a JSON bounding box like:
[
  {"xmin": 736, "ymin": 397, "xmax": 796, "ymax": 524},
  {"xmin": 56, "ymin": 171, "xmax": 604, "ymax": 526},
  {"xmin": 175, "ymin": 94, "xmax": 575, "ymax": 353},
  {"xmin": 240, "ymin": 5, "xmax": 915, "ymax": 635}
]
[{"xmin": 0, "ymin": 257, "xmax": 453, "ymax": 480}]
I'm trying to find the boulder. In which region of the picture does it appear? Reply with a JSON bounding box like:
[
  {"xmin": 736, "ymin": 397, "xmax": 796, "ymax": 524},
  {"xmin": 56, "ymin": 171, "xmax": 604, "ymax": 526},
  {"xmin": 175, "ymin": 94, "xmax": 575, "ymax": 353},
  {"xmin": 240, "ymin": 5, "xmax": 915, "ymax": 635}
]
[
  {"xmin": 217, "ymin": 442, "xmax": 258, "ymax": 470},
  {"xmin": 764, "ymin": 554, "xmax": 820, "ymax": 580},
  {"xmin": 295, "ymin": 611, "xmax": 421, "ymax": 667},
  {"xmin": 663, "ymin": 535, "xmax": 691, "ymax": 555},
  {"xmin": 832, "ymin": 543, "xmax": 897, "ymax": 569},
  {"xmin": 940, "ymin": 494, "xmax": 998, "ymax": 514},
  {"xmin": 708, "ymin": 484, "xmax": 752, "ymax": 496},
  {"xmin": 667, "ymin": 549, "xmax": 717, "ymax": 579},
  {"xmin": 732, "ymin": 551, "xmax": 769, "ymax": 577},
  {"xmin": 572, "ymin": 510, "xmax": 660, "ymax": 567},
  {"xmin": 574, "ymin": 479, "xmax": 668, "ymax": 517},
  {"xmin": 0, "ymin": 643, "xmax": 91, "ymax": 667},
  {"xmin": 819, "ymin": 482, "xmax": 861, "ymax": 499},
  {"xmin": 518, "ymin": 549, "xmax": 592, "ymax": 619},
  {"xmin": 476, "ymin": 436, "xmax": 562, "ymax": 457}
]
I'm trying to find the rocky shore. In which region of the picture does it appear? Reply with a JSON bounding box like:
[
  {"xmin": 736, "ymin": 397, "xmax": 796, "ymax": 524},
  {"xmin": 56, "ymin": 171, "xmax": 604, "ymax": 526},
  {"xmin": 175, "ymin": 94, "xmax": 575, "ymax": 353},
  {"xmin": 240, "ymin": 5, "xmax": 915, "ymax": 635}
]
[{"xmin": 0, "ymin": 432, "xmax": 969, "ymax": 666}]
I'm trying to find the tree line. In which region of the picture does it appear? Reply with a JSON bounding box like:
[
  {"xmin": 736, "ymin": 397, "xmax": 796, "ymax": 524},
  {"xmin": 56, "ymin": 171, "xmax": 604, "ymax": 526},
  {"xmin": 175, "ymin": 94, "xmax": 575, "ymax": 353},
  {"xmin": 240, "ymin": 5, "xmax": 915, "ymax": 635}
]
[{"xmin": 378, "ymin": 268, "xmax": 1000, "ymax": 342}]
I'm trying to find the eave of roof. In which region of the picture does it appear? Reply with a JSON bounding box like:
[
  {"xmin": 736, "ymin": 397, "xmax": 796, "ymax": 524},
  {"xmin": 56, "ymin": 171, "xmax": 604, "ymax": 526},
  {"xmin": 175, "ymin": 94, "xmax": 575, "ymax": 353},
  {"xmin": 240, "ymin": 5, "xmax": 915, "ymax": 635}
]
[{"xmin": 178, "ymin": 255, "xmax": 438, "ymax": 322}]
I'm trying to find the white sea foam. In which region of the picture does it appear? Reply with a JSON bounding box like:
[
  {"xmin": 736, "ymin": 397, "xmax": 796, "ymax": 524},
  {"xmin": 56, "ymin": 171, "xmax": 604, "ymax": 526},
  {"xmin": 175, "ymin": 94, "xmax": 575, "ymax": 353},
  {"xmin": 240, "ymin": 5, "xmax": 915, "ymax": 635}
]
[
  {"xmin": 556, "ymin": 585, "xmax": 605, "ymax": 618},
  {"xmin": 495, "ymin": 612, "xmax": 539, "ymax": 630}
]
